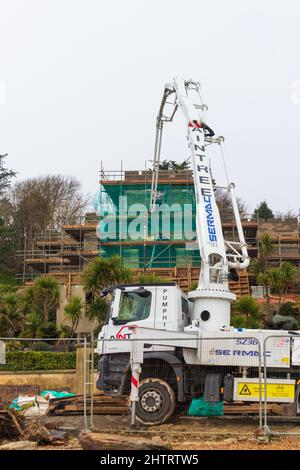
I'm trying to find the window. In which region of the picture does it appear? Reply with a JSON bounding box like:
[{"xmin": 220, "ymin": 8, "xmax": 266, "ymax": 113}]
[
  {"xmin": 118, "ymin": 291, "xmax": 152, "ymax": 323},
  {"xmin": 181, "ymin": 297, "xmax": 189, "ymax": 315}
]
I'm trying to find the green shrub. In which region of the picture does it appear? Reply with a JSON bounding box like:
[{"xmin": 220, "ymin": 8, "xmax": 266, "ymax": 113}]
[
  {"xmin": 279, "ymin": 302, "xmax": 300, "ymax": 319},
  {"xmin": 188, "ymin": 281, "xmax": 198, "ymax": 291},
  {"xmin": 0, "ymin": 351, "xmax": 76, "ymax": 371},
  {"xmin": 0, "ymin": 284, "xmax": 17, "ymax": 294},
  {"xmin": 0, "ymin": 273, "xmax": 17, "ymax": 286},
  {"xmin": 231, "ymin": 295, "xmax": 263, "ymax": 328},
  {"xmin": 231, "ymin": 314, "xmax": 262, "ymax": 329},
  {"xmin": 5, "ymin": 341, "xmax": 23, "ymax": 352},
  {"xmin": 271, "ymin": 314, "xmax": 299, "ymax": 330},
  {"xmin": 29, "ymin": 341, "xmax": 53, "ymax": 351}
]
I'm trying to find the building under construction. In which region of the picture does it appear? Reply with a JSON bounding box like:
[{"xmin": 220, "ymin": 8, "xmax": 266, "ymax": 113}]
[{"xmin": 18, "ymin": 167, "xmax": 300, "ymax": 331}]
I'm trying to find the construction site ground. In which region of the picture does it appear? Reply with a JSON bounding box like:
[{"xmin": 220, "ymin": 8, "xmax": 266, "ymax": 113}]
[{"xmin": 7, "ymin": 414, "xmax": 300, "ymax": 451}]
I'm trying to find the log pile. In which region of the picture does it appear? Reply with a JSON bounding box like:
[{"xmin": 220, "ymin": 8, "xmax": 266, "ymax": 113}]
[
  {"xmin": 0, "ymin": 409, "xmax": 65, "ymax": 444},
  {"xmin": 47, "ymin": 394, "xmax": 129, "ymax": 416},
  {"xmin": 0, "ymin": 409, "xmax": 25, "ymax": 439},
  {"xmin": 0, "ymin": 407, "xmax": 67, "ymax": 449},
  {"xmin": 22, "ymin": 418, "xmax": 67, "ymax": 444}
]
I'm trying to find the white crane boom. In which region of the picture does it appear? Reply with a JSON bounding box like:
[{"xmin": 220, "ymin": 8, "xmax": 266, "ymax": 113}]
[{"xmin": 150, "ymin": 78, "xmax": 250, "ymax": 330}]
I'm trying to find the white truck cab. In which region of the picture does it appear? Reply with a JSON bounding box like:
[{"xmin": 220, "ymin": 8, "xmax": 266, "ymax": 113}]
[{"xmin": 97, "ymin": 283, "xmax": 191, "ymax": 355}]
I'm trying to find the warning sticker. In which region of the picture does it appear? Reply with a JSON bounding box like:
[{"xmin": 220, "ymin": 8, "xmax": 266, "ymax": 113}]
[
  {"xmin": 239, "ymin": 384, "xmax": 251, "ymax": 396},
  {"xmin": 237, "ymin": 382, "xmax": 295, "ymax": 401}
]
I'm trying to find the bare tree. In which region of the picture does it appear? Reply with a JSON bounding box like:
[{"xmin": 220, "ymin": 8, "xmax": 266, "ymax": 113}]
[
  {"xmin": 274, "ymin": 209, "xmax": 297, "ymax": 220},
  {"xmin": 215, "ymin": 188, "xmax": 248, "ymax": 219},
  {"xmin": 10, "ymin": 175, "xmax": 89, "ymax": 244}
]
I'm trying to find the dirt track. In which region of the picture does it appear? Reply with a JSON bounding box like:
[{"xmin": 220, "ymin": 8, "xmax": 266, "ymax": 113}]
[{"xmin": 37, "ymin": 414, "xmax": 300, "ymax": 450}]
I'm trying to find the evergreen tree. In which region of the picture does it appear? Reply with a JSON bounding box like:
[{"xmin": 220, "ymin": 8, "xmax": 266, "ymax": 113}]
[
  {"xmin": 0, "ymin": 154, "xmax": 16, "ymax": 276},
  {"xmin": 0, "ymin": 154, "xmax": 15, "ymax": 196},
  {"xmin": 253, "ymin": 201, "xmax": 274, "ymax": 220}
]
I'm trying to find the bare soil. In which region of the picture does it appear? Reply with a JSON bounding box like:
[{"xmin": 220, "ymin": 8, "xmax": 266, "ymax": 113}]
[{"xmin": 27, "ymin": 414, "xmax": 300, "ymax": 450}]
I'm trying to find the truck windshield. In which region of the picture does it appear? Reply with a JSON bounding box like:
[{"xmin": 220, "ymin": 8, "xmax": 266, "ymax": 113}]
[{"xmin": 118, "ymin": 291, "xmax": 152, "ymax": 323}]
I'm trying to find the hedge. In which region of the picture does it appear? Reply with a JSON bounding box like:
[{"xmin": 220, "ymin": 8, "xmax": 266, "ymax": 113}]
[{"xmin": 0, "ymin": 351, "xmax": 76, "ymax": 371}]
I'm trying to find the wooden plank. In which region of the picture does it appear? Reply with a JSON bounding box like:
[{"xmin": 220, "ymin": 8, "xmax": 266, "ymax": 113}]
[
  {"xmin": 48, "ymin": 394, "xmax": 129, "ymax": 416},
  {"xmin": 224, "ymin": 403, "xmax": 272, "ymax": 415}
]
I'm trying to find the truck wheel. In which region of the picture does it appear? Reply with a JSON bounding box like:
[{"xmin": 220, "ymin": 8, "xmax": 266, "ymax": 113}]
[{"xmin": 136, "ymin": 378, "xmax": 176, "ymax": 426}]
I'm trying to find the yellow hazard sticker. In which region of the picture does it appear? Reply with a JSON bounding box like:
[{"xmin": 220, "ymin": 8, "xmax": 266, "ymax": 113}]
[
  {"xmin": 237, "ymin": 382, "xmax": 295, "ymax": 400},
  {"xmin": 281, "ymin": 357, "xmax": 289, "ymax": 363}
]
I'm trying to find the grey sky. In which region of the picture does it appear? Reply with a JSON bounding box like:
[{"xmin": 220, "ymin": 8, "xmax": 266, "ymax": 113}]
[{"xmin": 0, "ymin": 0, "xmax": 299, "ymax": 214}]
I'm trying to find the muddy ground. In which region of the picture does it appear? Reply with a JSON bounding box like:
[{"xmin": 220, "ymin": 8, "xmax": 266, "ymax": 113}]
[{"xmin": 24, "ymin": 414, "xmax": 300, "ymax": 450}]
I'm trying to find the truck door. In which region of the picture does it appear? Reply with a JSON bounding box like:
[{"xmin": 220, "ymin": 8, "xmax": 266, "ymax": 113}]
[{"xmin": 100, "ymin": 287, "xmax": 156, "ymax": 353}]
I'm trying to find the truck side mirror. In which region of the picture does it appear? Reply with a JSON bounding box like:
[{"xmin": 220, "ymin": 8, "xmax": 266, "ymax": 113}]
[{"xmin": 112, "ymin": 318, "xmax": 128, "ymax": 326}]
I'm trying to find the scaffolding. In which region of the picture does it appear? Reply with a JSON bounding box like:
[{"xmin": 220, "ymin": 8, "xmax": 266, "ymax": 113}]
[
  {"xmin": 18, "ymin": 165, "xmax": 300, "ymax": 296},
  {"xmin": 98, "ymin": 167, "xmax": 199, "ymax": 269},
  {"xmin": 16, "ymin": 214, "xmax": 99, "ymax": 284}
]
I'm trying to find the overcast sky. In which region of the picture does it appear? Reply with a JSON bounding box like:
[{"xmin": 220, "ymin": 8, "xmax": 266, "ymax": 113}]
[{"xmin": 0, "ymin": 0, "xmax": 299, "ymax": 214}]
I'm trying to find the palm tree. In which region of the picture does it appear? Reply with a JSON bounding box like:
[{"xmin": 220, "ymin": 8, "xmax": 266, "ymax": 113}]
[
  {"xmin": 267, "ymin": 262, "xmax": 297, "ymax": 308},
  {"xmin": 257, "ymin": 271, "xmax": 272, "ymax": 323},
  {"xmin": 158, "ymin": 159, "xmax": 190, "ymax": 170},
  {"xmin": 23, "ymin": 276, "xmax": 60, "ymax": 322},
  {"xmin": 170, "ymin": 160, "xmax": 190, "ymax": 170},
  {"xmin": 250, "ymin": 258, "xmax": 264, "ymax": 279},
  {"xmin": 21, "ymin": 311, "xmax": 46, "ymax": 338},
  {"xmin": 0, "ymin": 292, "xmax": 23, "ymax": 336},
  {"xmin": 259, "ymin": 233, "xmax": 274, "ymax": 269},
  {"xmin": 280, "ymin": 262, "xmax": 297, "ymax": 296},
  {"xmin": 82, "ymin": 255, "xmax": 132, "ymax": 327},
  {"xmin": 251, "ymin": 233, "xmax": 275, "ymax": 322},
  {"xmin": 82, "ymin": 256, "xmax": 132, "ymax": 299},
  {"xmin": 57, "ymin": 324, "xmax": 73, "ymax": 338},
  {"xmin": 85, "ymin": 296, "xmax": 109, "ymax": 325},
  {"xmin": 267, "ymin": 268, "xmax": 285, "ymax": 306},
  {"xmin": 56, "ymin": 324, "xmax": 73, "ymax": 351},
  {"xmin": 64, "ymin": 296, "xmax": 84, "ymax": 337},
  {"xmin": 157, "ymin": 159, "xmax": 170, "ymax": 170},
  {"xmin": 257, "ymin": 264, "xmax": 297, "ymax": 322}
]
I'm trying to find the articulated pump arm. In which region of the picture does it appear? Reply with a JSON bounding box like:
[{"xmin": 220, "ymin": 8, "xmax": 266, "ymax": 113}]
[{"xmin": 150, "ymin": 78, "xmax": 249, "ymax": 298}]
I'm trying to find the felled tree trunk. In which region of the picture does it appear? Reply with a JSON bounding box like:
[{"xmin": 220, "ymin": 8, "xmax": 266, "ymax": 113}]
[{"xmin": 79, "ymin": 432, "xmax": 168, "ymax": 451}]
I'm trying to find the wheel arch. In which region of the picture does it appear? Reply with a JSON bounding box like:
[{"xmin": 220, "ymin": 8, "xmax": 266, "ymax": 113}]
[{"xmin": 123, "ymin": 351, "xmax": 185, "ymax": 402}]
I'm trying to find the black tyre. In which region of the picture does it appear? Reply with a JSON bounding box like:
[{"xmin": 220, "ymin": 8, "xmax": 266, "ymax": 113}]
[{"xmin": 136, "ymin": 378, "xmax": 176, "ymax": 426}]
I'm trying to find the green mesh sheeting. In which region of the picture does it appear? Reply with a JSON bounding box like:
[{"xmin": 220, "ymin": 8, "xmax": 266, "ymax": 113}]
[
  {"xmin": 97, "ymin": 180, "xmax": 201, "ymax": 268},
  {"xmin": 99, "ymin": 244, "xmax": 200, "ymax": 269},
  {"xmin": 100, "ymin": 183, "xmax": 195, "ymax": 209}
]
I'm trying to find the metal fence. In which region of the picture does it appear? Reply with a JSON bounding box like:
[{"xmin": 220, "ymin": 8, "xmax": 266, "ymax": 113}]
[
  {"xmin": 0, "ymin": 337, "xmax": 90, "ymax": 434},
  {"xmin": 262, "ymin": 334, "xmax": 300, "ymax": 438},
  {"xmin": 89, "ymin": 335, "xmax": 264, "ymax": 439},
  {"xmin": 2, "ymin": 334, "xmax": 300, "ymax": 442},
  {"xmin": 89, "ymin": 333, "xmax": 300, "ymax": 439}
]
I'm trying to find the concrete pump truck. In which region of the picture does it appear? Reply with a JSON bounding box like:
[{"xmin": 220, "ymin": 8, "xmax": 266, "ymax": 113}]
[{"xmin": 95, "ymin": 78, "xmax": 300, "ymax": 425}]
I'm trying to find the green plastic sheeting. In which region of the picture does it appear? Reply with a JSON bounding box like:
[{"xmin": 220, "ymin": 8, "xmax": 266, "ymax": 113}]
[
  {"xmin": 40, "ymin": 390, "xmax": 76, "ymax": 399},
  {"xmin": 188, "ymin": 397, "xmax": 224, "ymax": 417}
]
